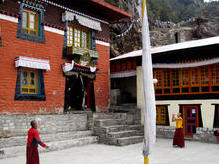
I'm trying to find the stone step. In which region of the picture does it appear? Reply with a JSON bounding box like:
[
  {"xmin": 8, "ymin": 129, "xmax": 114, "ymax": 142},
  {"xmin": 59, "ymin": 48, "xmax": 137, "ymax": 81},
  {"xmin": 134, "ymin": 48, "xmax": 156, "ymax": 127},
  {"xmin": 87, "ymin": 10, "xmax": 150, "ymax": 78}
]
[
  {"xmin": 107, "ymin": 130, "xmax": 138, "ymax": 139},
  {"xmin": 93, "ymin": 113, "xmax": 126, "ymax": 120},
  {"xmin": 93, "ymin": 124, "xmax": 143, "ymax": 135},
  {"xmin": 94, "ymin": 119, "xmax": 125, "ymax": 127},
  {"xmin": 116, "ymin": 136, "xmax": 144, "ymax": 146},
  {"xmin": 0, "ymin": 136, "xmax": 98, "ymax": 159},
  {"xmin": 107, "ymin": 124, "xmax": 143, "ymax": 133},
  {"xmin": 0, "ymin": 130, "xmax": 93, "ymax": 149},
  {"xmin": 110, "ymin": 104, "xmax": 139, "ymax": 112}
]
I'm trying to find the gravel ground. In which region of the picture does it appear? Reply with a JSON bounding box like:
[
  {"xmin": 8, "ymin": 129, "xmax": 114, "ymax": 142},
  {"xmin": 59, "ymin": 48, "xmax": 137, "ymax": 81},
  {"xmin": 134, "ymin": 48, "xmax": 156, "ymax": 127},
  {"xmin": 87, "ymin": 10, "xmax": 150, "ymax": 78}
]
[{"xmin": 0, "ymin": 138, "xmax": 219, "ymax": 164}]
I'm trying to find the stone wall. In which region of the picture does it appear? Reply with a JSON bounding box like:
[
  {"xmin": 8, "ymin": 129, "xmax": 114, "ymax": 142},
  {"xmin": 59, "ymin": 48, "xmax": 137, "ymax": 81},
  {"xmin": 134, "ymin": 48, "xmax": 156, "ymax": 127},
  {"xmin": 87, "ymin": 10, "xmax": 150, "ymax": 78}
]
[
  {"xmin": 193, "ymin": 127, "xmax": 219, "ymax": 143},
  {"xmin": 156, "ymin": 126, "xmax": 219, "ymax": 143},
  {"xmin": 0, "ymin": 114, "xmax": 88, "ymax": 138},
  {"xmin": 156, "ymin": 126, "xmax": 175, "ymax": 139}
]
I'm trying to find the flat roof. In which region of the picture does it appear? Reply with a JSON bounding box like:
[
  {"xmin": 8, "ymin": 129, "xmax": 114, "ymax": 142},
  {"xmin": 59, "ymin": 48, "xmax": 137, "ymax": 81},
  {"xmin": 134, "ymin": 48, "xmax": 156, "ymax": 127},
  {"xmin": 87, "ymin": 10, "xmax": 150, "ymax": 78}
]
[{"xmin": 110, "ymin": 36, "xmax": 219, "ymax": 61}]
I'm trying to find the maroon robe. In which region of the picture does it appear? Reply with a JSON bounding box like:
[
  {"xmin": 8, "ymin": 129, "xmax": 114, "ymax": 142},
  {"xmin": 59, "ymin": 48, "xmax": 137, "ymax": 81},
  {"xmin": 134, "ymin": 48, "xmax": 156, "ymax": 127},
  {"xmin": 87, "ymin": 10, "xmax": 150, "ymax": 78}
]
[
  {"xmin": 173, "ymin": 128, "xmax": 185, "ymax": 148},
  {"xmin": 26, "ymin": 128, "xmax": 47, "ymax": 164}
]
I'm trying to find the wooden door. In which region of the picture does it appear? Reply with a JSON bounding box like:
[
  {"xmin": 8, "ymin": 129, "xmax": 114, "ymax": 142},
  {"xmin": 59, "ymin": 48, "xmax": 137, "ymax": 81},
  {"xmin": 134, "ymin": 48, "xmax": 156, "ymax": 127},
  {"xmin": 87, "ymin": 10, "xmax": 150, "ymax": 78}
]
[{"xmin": 183, "ymin": 105, "xmax": 199, "ymax": 137}]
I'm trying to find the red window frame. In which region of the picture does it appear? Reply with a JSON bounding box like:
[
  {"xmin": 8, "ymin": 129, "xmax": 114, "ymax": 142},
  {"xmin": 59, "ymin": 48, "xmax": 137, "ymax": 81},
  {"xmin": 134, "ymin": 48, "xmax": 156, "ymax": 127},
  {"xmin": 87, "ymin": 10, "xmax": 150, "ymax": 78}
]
[{"xmin": 154, "ymin": 64, "xmax": 219, "ymax": 96}]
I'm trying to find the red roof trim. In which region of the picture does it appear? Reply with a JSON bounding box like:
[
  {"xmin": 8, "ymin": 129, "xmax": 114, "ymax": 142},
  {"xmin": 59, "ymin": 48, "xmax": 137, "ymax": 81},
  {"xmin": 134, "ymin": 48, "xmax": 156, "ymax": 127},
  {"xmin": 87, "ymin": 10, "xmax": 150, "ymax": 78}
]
[{"xmin": 88, "ymin": 0, "xmax": 132, "ymax": 19}]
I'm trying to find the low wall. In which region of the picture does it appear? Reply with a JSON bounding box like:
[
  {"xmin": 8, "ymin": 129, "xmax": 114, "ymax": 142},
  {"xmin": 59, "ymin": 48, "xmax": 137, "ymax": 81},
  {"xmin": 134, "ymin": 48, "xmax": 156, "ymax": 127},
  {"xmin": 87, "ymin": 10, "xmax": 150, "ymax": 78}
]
[
  {"xmin": 156, "ymin": 126, "xmax": 219, "ymax": 143},
  {"xmin": 0, "ymin": 114, "xmax": 88, "ymax": 138}
]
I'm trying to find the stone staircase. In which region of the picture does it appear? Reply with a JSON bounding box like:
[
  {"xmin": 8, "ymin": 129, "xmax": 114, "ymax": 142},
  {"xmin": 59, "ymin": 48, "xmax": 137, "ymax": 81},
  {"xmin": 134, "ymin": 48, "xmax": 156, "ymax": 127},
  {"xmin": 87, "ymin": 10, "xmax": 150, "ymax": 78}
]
[
  {"xmin": 93, "ymin": 112, "xmax": 144, "ymax": 146},
  {"xmin": 0, "ymin": 114, "xmax": 98, "ymax": 159}
]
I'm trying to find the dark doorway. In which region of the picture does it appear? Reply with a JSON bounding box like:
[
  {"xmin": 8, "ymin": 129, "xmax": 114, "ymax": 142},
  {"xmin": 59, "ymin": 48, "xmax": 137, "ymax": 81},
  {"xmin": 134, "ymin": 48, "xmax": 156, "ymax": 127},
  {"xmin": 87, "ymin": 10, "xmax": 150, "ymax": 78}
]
[
  {"xmin": 214, "ymin": 105, "xmax": 219, "ymax": 128},
  {"xmin": 64, "ymin": 75, "xmax": 95, "ymax": 112}
]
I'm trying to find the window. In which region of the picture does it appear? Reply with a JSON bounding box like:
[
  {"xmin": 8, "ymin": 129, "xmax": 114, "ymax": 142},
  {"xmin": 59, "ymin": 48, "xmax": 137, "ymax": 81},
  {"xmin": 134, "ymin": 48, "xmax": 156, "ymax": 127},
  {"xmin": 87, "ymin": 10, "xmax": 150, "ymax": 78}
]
[
  {"xmin": 156, "ymin": 105, "xmax": 169, "ymax": 125},
  {"xmin": 15, "ymin": 68, "xmax": 45, "ymax": 101},
  {"xmin": 200, "ymin": 67, "xmax": 209, "ymax": 86},
  {"xmin": 67, "ymin": 25, "xmax": 90, "ymax": 49},
  {"xmin": 17, "ymin": 2, "xmax": 45, "ymax": 43},
  {"xmin": 21, "ymin": 69, "xmax": 37, "ymax": 94},
  {"xmin": 154, "ymin": 70, "xmax": 162, "ymax": 88},
  {"xmin": 191, "ymin": 68, "xmax": 200, "ymax": 87},
  {"xmin": 212, "ymin": 65, "xmax": 219, "ymax": 86},
  {"xmin": 154, "ymin": 64, "xmax": 219, "ymax": 96},
  {"xmin": 22, "ymin": 9, "xmax": 38, "ymax": 36},
  {"xmin": 163, "ymin": 70, "xmax": 170, "ymax": 88},
  {"xmin": 181, "ymin": 69, "xmax": 189, "ymax": 87},
  {"xmin": 172, "ymin": 69, "xmax": 179, "ymax": 87}
]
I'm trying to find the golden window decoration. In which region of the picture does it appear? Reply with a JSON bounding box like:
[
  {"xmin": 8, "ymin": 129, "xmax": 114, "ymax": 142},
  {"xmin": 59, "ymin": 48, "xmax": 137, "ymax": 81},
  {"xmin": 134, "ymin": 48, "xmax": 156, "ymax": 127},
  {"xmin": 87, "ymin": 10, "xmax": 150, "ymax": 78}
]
[
  {"xmin": 156, "ymin": 105, "xmax": 168, "ymax": 125},
  {"xmin": 67, "ymin": 25, "xmax": 90, "ymax": 49},
  {"xmin": 22, "ymin": 9, "xmax": 38, "ymax": 36},
  {"xmin": 21, "ymin": 69, "xmax": 38, "ymax": 94}
]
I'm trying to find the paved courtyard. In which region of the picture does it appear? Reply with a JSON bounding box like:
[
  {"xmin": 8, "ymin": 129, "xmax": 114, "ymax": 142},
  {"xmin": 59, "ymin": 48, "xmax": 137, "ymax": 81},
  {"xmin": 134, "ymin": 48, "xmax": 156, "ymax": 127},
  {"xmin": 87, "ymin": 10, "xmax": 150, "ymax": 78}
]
[{"xmin": 0, "ymin": 138, "xmax": 219, "ymax": 164}]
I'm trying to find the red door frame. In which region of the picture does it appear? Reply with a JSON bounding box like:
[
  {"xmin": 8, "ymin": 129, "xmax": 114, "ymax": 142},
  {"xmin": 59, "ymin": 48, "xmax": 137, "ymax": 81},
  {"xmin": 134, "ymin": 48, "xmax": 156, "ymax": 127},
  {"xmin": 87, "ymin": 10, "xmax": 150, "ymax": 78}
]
[
  {"xmin": 86, "ymin": 80, "xmax": 92, "ymax": 109},
  {"xmin": 182, "ymin": 105, "xmax": 199, "ymax": 137}
]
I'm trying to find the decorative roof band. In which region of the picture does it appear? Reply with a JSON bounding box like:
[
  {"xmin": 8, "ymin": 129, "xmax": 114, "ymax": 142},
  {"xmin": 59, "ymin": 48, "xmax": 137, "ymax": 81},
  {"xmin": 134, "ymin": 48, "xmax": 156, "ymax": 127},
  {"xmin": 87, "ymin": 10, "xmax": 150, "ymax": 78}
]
[
  {"xmin": 152, "ymin": 57, "xmax": 219, "ymax": 69},
  {"xmin": 42, "ymin": 0, "xmax": 109, "ymax": 24},
  {"xmin": 21, "ymin": 0, "xmax": 45, "ymax": 9},
  {"xmin": 62, "ymin": 11, "xmax": 102, "ymax": 31}
]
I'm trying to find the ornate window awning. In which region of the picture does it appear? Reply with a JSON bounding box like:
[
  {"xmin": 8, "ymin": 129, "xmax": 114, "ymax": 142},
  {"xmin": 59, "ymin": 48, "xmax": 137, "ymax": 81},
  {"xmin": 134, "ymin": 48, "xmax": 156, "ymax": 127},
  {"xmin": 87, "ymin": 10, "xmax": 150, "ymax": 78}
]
[
  {"xmin": 67, "ymin": 46, "xmax": 99, "ymax": 58},
  {"xmin": 15, "ymin": 56, "xmax": 50, "ymax": 70},
  {"xmin": 62, "ymin": 11, "xmax": 102, "ymax": 31},
  {"xmin": 62, "ymin": 60, "xmax": 99, "ymax": 78}
]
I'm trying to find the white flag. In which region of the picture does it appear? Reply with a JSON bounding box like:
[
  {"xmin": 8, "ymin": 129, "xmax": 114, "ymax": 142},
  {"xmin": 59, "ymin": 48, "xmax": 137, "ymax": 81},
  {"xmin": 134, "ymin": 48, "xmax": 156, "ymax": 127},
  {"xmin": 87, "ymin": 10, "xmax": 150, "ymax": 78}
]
[{"xmin": 140, "ymin": 0, "xmax": 156, "ymax": 157}]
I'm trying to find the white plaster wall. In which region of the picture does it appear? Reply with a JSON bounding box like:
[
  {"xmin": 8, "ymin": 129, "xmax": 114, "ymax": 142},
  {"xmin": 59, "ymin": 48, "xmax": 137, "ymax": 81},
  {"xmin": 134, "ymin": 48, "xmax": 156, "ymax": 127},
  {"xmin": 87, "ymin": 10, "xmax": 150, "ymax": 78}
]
[
  {"xmin": 136, "ymin": 66, "xmax": 217, "ymax": 129},
  {"xmin": 136, "ymin": 66, "xmax": 144, "ymax": 124},
  {"xmin": 156, "ymin": 100, "xmax": 217, "ymax": 129},
  {"xmin": 137, "ymin": 66, "xmax": 143, "ymax": 109}
]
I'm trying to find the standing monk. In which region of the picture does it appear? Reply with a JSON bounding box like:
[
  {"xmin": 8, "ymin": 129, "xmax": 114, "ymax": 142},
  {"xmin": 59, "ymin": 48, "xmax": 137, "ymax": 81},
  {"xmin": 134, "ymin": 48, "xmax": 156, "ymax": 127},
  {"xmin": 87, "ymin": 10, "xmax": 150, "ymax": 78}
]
[
  {"xmin": 26, "ymin": 120, "xmax": 49, "ymax": 164},
  {"xmin": 172, "ymin": 113, "xmax": 185, "ymax": 148}
]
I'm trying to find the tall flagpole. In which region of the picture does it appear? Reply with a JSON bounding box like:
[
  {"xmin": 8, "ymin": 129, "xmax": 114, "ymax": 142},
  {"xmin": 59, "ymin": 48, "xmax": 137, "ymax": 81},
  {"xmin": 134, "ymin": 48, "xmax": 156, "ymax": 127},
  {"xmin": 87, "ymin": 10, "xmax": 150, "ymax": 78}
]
[{"xmin": 142, "ymin": 0, "xmax": 156, "ymax": 164}]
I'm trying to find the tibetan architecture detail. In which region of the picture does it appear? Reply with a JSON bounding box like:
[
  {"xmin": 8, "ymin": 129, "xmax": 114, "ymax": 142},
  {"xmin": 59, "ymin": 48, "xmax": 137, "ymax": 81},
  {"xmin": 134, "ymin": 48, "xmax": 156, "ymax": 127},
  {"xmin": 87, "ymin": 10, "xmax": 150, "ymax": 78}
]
[
  {"xmin": 0, "ymin": 0, "xmax": 131, "ymax": 114},
  {"xmin": 62, "ymin": 11, "xmax": 102, "ymax": 31},
  {"xmin": 153, "ymin": 57, "xmax": 219, "ymax": 68},
  {"xmin": 16, "ymin": 0, "xmax": 46, "ymax": 43},
  {"xmin": 110, "ymin": 58, "xmax": 137, "ymax": 78},
  {"xmin": 15, "ymin": 56, "xmax": 50, "ymax": 71},
  {"xmin": 62, "ymin": 60, "xmax": 98, "ymax": 79},
  {"xmin": 66, "ymin": 46, "xmax": 99, "ymax": 58},
  {"xmin": 110, "ymin": 36, "xmax": 219, "ymax": 141}
]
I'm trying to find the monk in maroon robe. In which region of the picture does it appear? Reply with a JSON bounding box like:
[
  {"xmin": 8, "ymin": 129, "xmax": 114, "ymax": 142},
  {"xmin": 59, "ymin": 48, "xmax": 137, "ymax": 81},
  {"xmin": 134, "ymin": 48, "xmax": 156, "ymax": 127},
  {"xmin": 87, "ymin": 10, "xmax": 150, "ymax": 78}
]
[{"xmin": 26, "ymin": 120, "xmax": 49, "ymax": 164}]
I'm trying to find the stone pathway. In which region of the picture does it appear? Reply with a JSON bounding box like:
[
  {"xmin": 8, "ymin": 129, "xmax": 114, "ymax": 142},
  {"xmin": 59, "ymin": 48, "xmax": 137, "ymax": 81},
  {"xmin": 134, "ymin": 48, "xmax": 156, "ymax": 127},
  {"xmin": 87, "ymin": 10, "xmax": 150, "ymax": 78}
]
[{"xmin": 0, "ymin": 138, "xmax": 219, "ymax": 164}]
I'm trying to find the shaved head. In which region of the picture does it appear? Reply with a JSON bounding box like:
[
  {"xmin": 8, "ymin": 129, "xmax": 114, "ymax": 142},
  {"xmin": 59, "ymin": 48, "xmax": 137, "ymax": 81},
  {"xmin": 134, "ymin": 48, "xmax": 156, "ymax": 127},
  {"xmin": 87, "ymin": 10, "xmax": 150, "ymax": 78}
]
[{"xmin": 30, "ymin": 120, "xmax": 38, "ymax": 129}]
